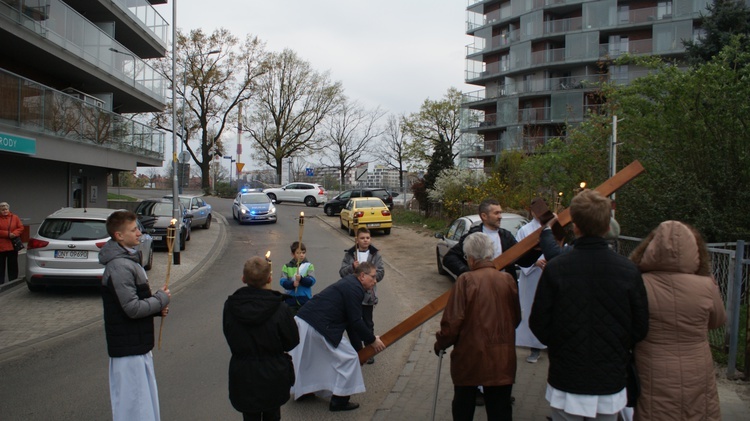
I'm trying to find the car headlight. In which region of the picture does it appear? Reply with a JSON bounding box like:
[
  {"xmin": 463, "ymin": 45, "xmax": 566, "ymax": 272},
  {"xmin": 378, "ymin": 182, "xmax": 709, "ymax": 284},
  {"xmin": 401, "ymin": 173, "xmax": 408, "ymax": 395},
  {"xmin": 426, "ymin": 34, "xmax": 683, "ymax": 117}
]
[
  {"xmin": 241, "ymin": 208, "xmax": 248, "ymax": 215},
  {"xmin": 268, "ymin": 204, "xmax": 276, "ymax": 215}
]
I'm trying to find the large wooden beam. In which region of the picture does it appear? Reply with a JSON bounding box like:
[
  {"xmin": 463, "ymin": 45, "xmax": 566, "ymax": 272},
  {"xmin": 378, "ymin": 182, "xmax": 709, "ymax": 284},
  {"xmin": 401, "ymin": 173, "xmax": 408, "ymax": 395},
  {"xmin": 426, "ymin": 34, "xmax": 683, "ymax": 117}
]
[{"xmin": 358, "ymin": 160, "xmax": 645, "ymax": 364}]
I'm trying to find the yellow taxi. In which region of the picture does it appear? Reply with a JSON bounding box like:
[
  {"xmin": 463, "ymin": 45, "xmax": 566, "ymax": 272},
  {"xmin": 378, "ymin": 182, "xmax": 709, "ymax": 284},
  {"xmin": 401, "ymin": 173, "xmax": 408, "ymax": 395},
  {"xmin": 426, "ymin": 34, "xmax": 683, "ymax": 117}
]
[{"xmin": 339, "ymin": 197, "xmax": 392, "ymax": 236}]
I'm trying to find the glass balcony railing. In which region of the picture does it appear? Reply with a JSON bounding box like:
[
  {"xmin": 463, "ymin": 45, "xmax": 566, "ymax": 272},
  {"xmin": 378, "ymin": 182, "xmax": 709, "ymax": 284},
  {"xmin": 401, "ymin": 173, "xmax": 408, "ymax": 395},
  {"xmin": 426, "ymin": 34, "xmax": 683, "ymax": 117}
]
[
  {"xmin": 0, "ymin": 0, "xmax": 167, "ymax": 104},
  {"xmin": 463, "ymin": 103, "xmax": 604, "ymax": 131},
  {"xmin": 112, "ymin": 0, "xmax": 169, "ymax": 47},
  {"xmin": 600, "ymin": 39, "xmax": 654, "ymax": 58},
  {"xmin": 0, "ymin": 68, "xmax": 164, "ymax": 159}
]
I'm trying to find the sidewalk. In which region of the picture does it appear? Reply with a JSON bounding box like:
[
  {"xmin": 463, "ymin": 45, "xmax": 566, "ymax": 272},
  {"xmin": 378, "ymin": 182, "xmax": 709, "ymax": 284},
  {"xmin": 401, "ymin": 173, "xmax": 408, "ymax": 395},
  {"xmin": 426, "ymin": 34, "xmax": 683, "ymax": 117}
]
[{"xmin": 0, "ymin": 213, "xmax": 227, "ymax": 361}]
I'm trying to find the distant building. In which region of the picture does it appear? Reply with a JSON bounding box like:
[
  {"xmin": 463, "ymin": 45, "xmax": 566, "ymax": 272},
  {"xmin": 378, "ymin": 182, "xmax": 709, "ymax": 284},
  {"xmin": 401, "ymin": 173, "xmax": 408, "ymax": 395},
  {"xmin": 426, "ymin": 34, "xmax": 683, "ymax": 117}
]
[
  {"xmin": 0, "ymin": 0, "xmax": 168, "ymax": 229},
  {"xmin": 461, "ymin": 0, "xmax": 711, "ymax": 169}
]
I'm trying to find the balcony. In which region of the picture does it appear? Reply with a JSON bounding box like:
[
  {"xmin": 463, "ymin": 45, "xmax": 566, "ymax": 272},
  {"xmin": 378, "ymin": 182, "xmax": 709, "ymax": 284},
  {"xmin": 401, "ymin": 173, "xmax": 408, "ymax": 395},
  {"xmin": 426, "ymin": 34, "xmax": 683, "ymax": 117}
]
[
  {"xmin": 111, "ymin": 0, "xmax": 169, "ymax": 46},
  {"xmin": 0, "ymin": 68, "xmax": 164, "ymax": 159},
  {"xmin": 0, "ymin": 0, "xmax": 167, "ymax": 105},
  {"xmin": 544, "ymin": 16, "xmax": 583, "ymax": 35},
  {"xmin": 600, "ymin": 39, "xmax": 654, "ymax": 58}
]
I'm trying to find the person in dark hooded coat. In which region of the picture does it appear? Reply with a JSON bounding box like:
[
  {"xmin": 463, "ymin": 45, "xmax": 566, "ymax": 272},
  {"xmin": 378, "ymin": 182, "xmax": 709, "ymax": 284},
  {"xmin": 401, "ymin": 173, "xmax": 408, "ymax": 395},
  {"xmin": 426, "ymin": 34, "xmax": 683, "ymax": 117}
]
[{"xmin": 223, "ymin": 256, "xmax": 300, "ymax": 420}]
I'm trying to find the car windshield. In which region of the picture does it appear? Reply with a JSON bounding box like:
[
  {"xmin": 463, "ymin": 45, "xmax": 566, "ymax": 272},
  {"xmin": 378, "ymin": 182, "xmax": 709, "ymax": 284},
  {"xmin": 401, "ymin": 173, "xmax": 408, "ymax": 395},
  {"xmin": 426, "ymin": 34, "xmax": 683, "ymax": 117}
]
[
  {"xmin": 38, "ymin": 219, "xmax": 108, "ymax": 241},
  {"xmin": 138, "ymin": 202, "xmax": 173, "ymax": 217},
  {"xmin": 355, "ymin": 199, "xmax": 384, "ymax": 208},
  {"xmin": 242, "ymin": 195, "xmax": 269, "ymax": 204}
]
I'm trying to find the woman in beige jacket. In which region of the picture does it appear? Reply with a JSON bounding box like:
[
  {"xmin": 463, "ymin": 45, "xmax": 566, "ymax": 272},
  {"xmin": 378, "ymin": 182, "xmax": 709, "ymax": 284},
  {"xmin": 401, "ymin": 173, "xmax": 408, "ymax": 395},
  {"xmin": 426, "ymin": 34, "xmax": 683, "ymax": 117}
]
[{"xmin": 629, "ymin": 221, "xmax": 726, "ymax": 421}]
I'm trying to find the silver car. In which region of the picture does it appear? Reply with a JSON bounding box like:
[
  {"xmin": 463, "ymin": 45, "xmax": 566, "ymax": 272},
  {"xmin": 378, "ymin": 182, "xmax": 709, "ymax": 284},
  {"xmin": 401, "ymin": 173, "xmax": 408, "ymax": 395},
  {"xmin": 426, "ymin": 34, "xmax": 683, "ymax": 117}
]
[
  {"xmin": 232, "ymin": 192, "xmax": 277, "ymax": 224},
  {"xmin": 164, "ymin": 195, "xmax": 212, "ymax": 229},
  {"xmin": 25, "ymin": 208, "xmax": 153, "ymax": 292},
  {"xmin": 435, "ymin": 213, "xmax": 528, "ymax": 280}
]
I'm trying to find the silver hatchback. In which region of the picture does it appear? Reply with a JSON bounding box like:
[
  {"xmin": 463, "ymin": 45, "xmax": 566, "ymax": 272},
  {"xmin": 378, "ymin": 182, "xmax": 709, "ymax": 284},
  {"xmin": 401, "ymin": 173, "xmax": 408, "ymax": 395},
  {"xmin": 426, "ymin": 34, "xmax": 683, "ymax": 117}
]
[{"xmin": 25, "ymin": 208, "xmax": 153, "ymax": 292}]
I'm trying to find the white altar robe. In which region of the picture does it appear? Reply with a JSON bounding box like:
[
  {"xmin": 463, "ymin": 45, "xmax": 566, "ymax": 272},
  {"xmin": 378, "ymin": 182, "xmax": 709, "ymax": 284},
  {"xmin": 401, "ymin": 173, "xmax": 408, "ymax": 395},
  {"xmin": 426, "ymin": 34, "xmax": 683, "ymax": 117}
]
[{"xmin": 289, "ymin": 317, "xmax": 366, "ymax": 399}]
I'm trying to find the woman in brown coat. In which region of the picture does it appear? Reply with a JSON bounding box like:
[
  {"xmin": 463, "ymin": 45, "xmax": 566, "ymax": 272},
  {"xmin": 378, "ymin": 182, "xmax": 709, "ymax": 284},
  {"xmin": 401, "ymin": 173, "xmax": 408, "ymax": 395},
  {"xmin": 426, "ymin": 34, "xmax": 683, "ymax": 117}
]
[
  {"xmin": 435, "ymin": 232, "xmax": 521, "ymax": 421},
  {"xmin": 629, "ymin": 221, "xmax": 726, "ymax": 421}
]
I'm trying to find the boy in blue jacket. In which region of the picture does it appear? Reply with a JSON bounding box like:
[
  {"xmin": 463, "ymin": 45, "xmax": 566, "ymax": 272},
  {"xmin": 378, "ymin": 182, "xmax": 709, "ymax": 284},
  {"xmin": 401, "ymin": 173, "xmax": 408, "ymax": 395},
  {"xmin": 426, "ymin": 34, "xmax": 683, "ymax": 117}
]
[{"xmin": 279, "ymin": 241, "xmax": 316, "ymax": 313}]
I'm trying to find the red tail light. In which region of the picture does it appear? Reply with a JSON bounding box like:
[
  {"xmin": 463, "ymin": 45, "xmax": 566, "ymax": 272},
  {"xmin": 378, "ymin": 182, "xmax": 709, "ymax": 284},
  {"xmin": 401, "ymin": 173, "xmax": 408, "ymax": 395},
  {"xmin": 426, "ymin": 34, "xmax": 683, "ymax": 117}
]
[
  {"xmin": 27, "ymin": 238, "xmax": 49, "ymax": 250},
  {"xmin": 354, "ymin": 211, "xmax": 364, "ymax": 218},
  {"xmin": 318, "ymin": 187, "xmax": 325, "ymax": 195},
  {"xmin": 381, "ymin": 210, "xmax": 391, "ymax": 216},
  {"xmin": 96, "ymin": 241, "xmax": 108, "ymax": 248}
]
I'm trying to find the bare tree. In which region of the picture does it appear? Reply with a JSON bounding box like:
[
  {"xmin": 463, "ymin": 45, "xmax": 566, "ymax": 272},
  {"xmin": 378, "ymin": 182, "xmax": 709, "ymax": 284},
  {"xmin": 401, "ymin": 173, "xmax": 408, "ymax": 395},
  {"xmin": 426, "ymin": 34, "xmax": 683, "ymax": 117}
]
[
  {"xmin": 402, "ymin": 87, "xmax": 463, "ymax": 167},
  {"xmin": 378, "ymin": 114, "xmax": 410, "ymax": 193},
  {"xmin": 152, "ymin": 28, "xmax": 266, "ymax": 190},
  {"xmin": 321, "ymin": 100, "xmax": 385, "ymax": 188},
  {"xmin": 244, "ymin": 49, "xmax": 344, "ymax": 183}
]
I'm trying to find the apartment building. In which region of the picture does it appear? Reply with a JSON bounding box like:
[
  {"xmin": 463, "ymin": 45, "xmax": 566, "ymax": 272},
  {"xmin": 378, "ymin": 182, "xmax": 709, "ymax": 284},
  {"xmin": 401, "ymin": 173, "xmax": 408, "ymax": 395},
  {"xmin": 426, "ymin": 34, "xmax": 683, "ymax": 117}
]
[
  {"xmin": 0, "ymin": 0, "xmax": 168, "ymax": 229},
  {"xmin": 461, "ymin": 0, "xmax": 711, "ymax": 168}
]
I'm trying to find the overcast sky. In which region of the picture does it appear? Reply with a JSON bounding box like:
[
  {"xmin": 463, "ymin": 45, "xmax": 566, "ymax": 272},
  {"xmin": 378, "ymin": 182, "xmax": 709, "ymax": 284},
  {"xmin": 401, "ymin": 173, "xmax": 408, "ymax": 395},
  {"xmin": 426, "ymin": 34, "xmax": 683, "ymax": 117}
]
[
  {"xmin": 155, "ymin": 0, "xmax": 470, "ymax": 115},
  {"xmin": 148, "ymin": 1, "xmax": 470, "ymax": 177}
]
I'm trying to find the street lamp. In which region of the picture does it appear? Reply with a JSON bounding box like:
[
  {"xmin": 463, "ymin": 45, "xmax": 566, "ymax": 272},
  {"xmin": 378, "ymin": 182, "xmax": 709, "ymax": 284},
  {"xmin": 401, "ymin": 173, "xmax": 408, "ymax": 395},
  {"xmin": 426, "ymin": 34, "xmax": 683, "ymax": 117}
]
[
  {"xmin": 171, "ymin": 0, "xmax": 180, "ymax": 264},
  {"xmin": 179, "ymin": 49, "xmax": 220, "ymax": 193},
  {"xmin": 109, "ymin": 47, "xmax": 136, "ymax": 87},
  {"xmin": 224, "ymin": 156, "xmax": 235, "ymax": 189}
]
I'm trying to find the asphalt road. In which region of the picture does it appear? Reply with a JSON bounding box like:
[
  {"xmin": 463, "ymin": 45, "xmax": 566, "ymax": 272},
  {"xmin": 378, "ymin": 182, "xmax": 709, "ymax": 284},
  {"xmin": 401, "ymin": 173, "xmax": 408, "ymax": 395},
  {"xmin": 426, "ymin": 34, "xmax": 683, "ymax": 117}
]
[{"xmin": 0, "ymin": 193, "xmax": 436, "ymax": 420}]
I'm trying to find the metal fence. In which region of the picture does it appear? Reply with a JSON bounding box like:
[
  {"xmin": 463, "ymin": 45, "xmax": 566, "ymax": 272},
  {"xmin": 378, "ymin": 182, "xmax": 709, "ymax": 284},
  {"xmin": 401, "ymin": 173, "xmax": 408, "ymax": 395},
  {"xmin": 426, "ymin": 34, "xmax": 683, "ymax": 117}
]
[{"xmin": 617, "ymin": 236, "xmax": 749, "ymax": 378}]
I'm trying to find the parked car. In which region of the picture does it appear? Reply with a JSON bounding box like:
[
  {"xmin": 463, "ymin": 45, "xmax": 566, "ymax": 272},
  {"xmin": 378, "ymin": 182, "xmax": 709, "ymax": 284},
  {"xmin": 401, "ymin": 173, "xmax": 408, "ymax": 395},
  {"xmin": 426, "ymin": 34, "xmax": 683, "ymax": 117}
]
[
  {"xmin": 232, "ymin": 192, "xmax": 277, "ymax": 224},
  {"xmin": 324, "ymin": 187, "xmax": 393, "ymax": 216},
  {"xmin": 134, "ymin": 199, "xmax": 192, "ymax": 251},
  {"xmin": 164, "ymin": 195, "xmax": 212, "ymax": 229},
  {"xmin": 25, "ymin": 208, "xmax": 153, "ymax": 292},
  {"xmin": 263, "ymin": 182, "xmax": 328, "ymax": 207},
  {"xmin": 435, "ymin": 213, "xmax": 528, "ymax": 280},
  {"xmin": 339, "ymin": 197, "xmax": 392, "ymax": 236}
]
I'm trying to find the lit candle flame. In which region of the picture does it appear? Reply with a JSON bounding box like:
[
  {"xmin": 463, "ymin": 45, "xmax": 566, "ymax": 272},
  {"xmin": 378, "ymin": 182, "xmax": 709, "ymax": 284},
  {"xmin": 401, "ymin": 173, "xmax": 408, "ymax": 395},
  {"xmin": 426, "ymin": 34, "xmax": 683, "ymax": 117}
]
[
  {"xmin": 580, "ymin": 181, "xmax": 587, "ymax": 189},
  {"xmin": 300, "ymin": 211, "xmax": 304, "ymax": 217},
  {"xmin": 265, "ymin": 250, "xmax": 271, "ymax": 261},
  {"xmin": 170, "ymin": 218, "xmax": 177, "ymax": 225}
]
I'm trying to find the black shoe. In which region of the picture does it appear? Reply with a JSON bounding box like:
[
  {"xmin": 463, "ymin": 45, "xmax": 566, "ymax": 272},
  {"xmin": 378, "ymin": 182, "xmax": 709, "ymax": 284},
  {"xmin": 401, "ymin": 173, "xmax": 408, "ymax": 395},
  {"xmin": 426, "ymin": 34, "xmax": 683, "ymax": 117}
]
[
  {"xmin": 329, "ymin": 402, "xmax": 360, "ymax": 412},
  {"xmin": 366, "ymin": 357, "xmax": 375, "ymax": 364}
]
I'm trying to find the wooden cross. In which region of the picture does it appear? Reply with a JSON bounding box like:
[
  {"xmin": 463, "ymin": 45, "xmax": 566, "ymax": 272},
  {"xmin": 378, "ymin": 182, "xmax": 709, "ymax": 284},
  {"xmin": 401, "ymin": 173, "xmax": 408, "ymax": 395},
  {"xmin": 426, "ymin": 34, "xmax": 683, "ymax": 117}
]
[{"xmin": 357, "ymin": 160, "xmax": 645, "ymax": 364}]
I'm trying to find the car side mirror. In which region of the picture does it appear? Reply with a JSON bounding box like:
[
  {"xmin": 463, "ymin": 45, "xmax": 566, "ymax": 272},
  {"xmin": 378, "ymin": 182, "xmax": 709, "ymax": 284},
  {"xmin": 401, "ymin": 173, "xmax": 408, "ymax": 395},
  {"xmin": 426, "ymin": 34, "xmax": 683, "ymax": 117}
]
[
  {"xmin": 434, "ymin": 232, "xmax": 445, "ymax": 239},
  {"xmin": 271, "ymin": 200, "xmax": 276, "ymax": 204},
  {"xmin": 184, "ymin": 214, "xmax": 193, "ymax": 219}
]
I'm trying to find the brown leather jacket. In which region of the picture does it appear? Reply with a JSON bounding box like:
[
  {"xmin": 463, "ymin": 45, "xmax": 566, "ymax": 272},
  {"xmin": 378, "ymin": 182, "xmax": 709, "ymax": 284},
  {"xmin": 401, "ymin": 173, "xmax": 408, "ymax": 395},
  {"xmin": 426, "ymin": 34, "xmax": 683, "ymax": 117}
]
[{"xmin": 435, "ymin": 260, "xmax": 521, "ymax": 386}]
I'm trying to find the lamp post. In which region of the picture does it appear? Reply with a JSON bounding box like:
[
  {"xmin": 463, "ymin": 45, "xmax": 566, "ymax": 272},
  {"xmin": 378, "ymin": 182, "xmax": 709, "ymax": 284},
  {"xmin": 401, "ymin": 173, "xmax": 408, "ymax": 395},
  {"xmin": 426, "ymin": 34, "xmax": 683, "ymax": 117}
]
[
  {"xmin": 179, "ymin": 49, "xmax": 220, "ymax": 193},
  {"xmin": 109, "ymin": 47, "xmax": 136, "ymax": 87},
  {"xmin": 171, "ymin": 0, "xmax": 180, "ymax": 264},
  {"xmin": 224, "ymin": 156, "xmax": 235, "ymax": 189}
]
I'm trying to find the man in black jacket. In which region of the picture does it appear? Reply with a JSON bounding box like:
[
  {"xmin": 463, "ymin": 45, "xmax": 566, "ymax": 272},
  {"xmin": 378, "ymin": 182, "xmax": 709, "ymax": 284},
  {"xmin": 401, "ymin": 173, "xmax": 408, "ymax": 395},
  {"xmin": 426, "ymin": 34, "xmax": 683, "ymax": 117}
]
[
  {"xmin": 443, "ymin": 198, "xmax": 540, "ymax": 281},
  {"xmin": 530, "ymin": 190, "xmax": 649, "ymax": 420},
  {"xmin": 289, "ymin": 262, "xmax": 386, "ymax": 412}
]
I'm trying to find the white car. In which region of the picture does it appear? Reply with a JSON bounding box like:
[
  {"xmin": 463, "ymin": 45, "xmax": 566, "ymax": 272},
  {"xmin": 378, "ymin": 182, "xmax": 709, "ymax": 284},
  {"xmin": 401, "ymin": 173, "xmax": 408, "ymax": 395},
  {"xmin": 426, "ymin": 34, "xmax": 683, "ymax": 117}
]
[
  {"xmin": 232, "ymin": 192, "xmax": 277, "ymax": 224},
  {"xmin": 263, "ymin": 182, "xmax": 328, "ymax": 207},
  {"xmin": 434, "ymin": 213, "xmax": 528, "ymax": 280},
  {"xmin": 25, "ymin": 208, "xmax": 154, "ymax": 292}
]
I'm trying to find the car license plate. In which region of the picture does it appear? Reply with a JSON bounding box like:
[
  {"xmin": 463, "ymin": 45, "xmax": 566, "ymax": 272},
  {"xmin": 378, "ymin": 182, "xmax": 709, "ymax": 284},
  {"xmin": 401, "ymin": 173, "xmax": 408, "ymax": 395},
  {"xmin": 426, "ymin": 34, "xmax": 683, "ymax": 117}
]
[
  {"xmin": 54, "ymin": 250, "xmax": 88, "ymax": 259},
  {"xmin": 252, "ymin": 215, "xmax": 267, "ymax": 220},
  {"xmin": 152, "ymin": 236, "xmax": 163, "ymax": 241},
  {"xmin": 366, "ymin": 223, "xmax": 381, "ymax": 228}
]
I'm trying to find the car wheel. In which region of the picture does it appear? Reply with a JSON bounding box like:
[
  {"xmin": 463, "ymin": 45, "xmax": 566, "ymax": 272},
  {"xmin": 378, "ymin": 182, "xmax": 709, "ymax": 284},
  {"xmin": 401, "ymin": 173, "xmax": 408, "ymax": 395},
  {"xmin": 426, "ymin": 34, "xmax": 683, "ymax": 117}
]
[
  {"xmin": 267, "ymin": 193, "xmax": 277, "ymax": 202},
  {"xmin": 436, "ymin": 247, "xmax": 448, "ymax": 275},
  {"xmin": 144, "ymin": 249, "xmax": 153, "ymax": 271},
  {"xmin": 340, "ymin": 219, "xmax": 347, "ymax": 229},
  {"xmin": 324, "ymin": 206, "xmax": 334, "ymax": 216},
  {"xmin": 26, "ymin": 281, "xmax": 44, "ymax": 292},
  {"xmin": 186, "ymin": 227, "xmax": 191, "ymax": 241},
  {"xmin": 348, "ymin": 224, "xmax": 355, "ymax": 236},
  {"xmin": 203, "ymin": 214, "xmax": 212, "ymax": 229},
  {"xmin": 304, "ymin": 196, "xmax": 317, "ymax": 207},
  {"xmin": 383, "ymin": 228, "xmax": 391, "ymax": 235}
]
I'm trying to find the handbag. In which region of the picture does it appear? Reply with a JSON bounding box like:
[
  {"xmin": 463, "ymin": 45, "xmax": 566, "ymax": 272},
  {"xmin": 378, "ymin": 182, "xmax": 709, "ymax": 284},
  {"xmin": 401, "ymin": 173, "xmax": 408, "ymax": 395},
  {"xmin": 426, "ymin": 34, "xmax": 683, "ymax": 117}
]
[
  {"xmin": 11, "ymin": 236, "xmax": 24, "ymax": 251},
  {"xmin": 625, "ymin": 351, "xmax": 641, "ymax": 408}
]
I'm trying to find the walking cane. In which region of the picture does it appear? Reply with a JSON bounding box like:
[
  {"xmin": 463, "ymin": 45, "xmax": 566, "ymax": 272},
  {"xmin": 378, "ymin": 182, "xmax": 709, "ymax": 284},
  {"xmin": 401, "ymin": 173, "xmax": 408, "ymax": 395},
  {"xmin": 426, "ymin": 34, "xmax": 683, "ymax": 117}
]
[{"xmin": 431, "ymin": 349, "xmax": 445, "ymax": 421}]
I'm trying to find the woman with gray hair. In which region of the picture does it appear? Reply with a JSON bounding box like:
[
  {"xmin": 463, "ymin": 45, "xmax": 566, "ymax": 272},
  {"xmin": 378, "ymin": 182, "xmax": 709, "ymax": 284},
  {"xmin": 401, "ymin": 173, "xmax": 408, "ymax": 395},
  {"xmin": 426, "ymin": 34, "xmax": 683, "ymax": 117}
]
[
  {"xmin": 435, "ymin": 232, "xmax": 521, "ymax": 420},
  {"xmin": 0, "ymin": 202, "xmax": 24, "ymax": 284}
]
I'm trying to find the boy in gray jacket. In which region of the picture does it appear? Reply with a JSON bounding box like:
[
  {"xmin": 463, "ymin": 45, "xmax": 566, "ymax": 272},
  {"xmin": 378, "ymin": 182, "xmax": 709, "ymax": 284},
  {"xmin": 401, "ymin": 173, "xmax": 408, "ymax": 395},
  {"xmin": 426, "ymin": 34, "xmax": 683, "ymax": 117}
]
[
  {"xmin": 339, "ymin": 227, "xmax": 384, "ymax": 364},
  {"xmin": 100, "ymin": 210, "xmax": 170, "ymax": 421}
]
